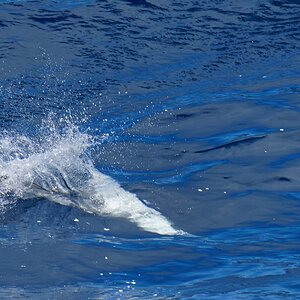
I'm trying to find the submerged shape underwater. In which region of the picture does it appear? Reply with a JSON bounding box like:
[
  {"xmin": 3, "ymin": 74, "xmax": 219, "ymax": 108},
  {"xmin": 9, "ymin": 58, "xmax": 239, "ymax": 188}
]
[
  {"xmin": 0, "ymin": 119, "xmax": 183, "ymax": 236},
  {"xmin": 0, "ymin": 0, "xmax": 300, "ymax": 299}
]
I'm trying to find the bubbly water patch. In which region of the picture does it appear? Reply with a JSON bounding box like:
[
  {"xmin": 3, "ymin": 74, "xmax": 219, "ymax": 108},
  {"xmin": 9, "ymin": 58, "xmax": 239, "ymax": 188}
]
[{"xmin": 0, "ymin": 118, "xmax": 182, "ymax": 235}]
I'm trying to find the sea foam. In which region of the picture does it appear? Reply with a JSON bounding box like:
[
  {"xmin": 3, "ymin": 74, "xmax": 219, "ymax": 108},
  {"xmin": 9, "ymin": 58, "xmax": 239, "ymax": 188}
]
[{"xmin": 0, "ymin": 118, "xmax": 183, "ymax": 235}]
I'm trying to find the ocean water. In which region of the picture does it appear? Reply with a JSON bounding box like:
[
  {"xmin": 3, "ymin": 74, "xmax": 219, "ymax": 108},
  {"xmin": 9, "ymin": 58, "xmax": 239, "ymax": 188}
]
[{"xmin": 0, "ymin": 0, "xmax": 300, "ymax": 299}]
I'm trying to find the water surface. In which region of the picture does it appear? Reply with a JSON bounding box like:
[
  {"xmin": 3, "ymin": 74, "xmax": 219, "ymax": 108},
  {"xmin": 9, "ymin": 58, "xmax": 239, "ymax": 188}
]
[{"xmin": 0, "ymin": 0, "xmax": 300, "ymax": 299}]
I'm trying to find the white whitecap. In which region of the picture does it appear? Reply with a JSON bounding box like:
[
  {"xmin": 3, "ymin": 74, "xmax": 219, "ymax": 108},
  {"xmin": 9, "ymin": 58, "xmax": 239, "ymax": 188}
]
[{"xmin": 0, "ymin": 123, "xmax": 184, "ymax": 235}]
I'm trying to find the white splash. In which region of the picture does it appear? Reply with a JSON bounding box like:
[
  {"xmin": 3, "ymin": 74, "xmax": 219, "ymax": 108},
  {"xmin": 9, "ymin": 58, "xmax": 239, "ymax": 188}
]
[{"xmin": 0, "ymin": 120, "xmax": 183, "ymax": 235}]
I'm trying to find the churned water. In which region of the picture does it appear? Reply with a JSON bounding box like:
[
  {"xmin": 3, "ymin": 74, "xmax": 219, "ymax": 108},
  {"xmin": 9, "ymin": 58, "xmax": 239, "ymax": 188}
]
[{"xmin": 0, "ymin": 0, "xmax": 300, "ymax": 299}]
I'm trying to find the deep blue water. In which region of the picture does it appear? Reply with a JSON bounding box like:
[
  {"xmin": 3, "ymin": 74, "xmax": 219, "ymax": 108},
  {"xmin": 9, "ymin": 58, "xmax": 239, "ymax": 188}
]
[{"xmin": 0, "ymin": 0, "xmax": 300, "ymax": 299}]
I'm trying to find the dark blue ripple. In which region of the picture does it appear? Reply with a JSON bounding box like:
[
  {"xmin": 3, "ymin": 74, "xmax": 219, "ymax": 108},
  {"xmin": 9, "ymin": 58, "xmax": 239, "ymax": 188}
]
[{"xmin": 98, "ymin": 160, "xmax": 225, "ymax": 185}]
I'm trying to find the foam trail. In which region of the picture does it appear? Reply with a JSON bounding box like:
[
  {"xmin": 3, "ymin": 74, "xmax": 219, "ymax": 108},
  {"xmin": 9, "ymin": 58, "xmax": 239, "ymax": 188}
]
[{"xmin": 0, "ymin": 122, "xmax": 183, "ymax": 235}]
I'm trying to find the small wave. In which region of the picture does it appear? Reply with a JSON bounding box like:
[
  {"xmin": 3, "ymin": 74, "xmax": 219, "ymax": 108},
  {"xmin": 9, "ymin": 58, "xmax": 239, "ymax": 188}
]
[{"xmin": 0, "ymin": 117, "xmax": 183, "ymax": 235}]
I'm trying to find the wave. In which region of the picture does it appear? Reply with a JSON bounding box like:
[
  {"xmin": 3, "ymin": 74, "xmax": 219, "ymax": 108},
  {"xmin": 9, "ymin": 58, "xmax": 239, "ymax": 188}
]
[{"xmin": 0, "ymin": 117, "xmax": 183, "ymax": 235}]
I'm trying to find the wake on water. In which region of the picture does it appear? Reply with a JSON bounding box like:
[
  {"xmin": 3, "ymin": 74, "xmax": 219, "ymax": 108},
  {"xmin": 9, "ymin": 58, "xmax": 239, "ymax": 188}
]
[{"xmin": 0, "ymin": 118, "xmax": 184, "ymax": 235}]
